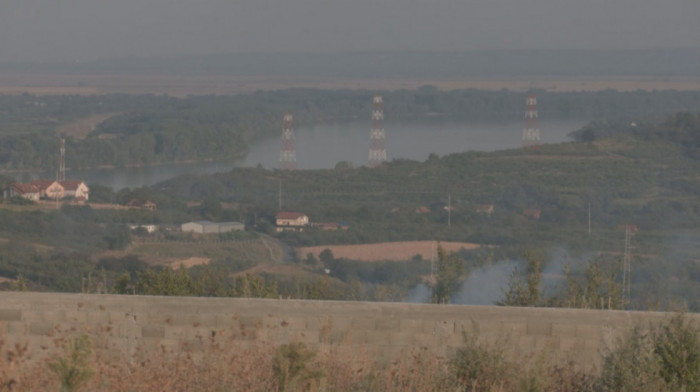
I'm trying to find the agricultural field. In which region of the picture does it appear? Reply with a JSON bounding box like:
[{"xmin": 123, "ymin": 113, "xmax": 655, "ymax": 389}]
[
  {"xmin": 127, "ymin": 238, "xmax": 277, "ymax": 270},
  {"xmin": 299, "ymin": 241, "xmax": 481, "ymax": 262}
]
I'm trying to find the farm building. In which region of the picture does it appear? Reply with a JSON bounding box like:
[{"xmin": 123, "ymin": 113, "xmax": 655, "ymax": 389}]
[
  {"xmin": 8, "ymin": 183, "xmax": 41, "ymax": 201},
  {"xmin": 276, "ymin": 212, "xmax": 309, "ymax": 232},
  {"xmin": 30, "ymin": 180, "xmax": 64, "ymax": 199},
  {"xmin": 9, "ymin": 179, "xmax": 90, "ymax": 201},
  {"xmin": 60, "ymin": 180, "xmax": 90, "ymax": 201},
  {"xmin": 181, "ymin": 221, "xmax": 245, "ymax": 234}
]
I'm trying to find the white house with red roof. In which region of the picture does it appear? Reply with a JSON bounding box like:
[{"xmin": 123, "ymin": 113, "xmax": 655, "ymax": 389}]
[
  {"xmin": 8, "ymin": 179, "xmax": 89, "ymax": 201},
  {"xmin": 8, "ymin": 183, "xmax": 41, "ymax": 201},
  {"xmin": 275, "ymin": 212, "xmax": 309, "ymax": 232},
  {"xmin": 29, "ymin": 180, "xmax": 64, "ymax": 199},
  {"xmin": 60, "ymin": 180, "xmax": 89, "ymax": 201}
]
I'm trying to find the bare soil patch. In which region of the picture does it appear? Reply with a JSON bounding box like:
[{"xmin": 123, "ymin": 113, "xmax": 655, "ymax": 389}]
[
  {"xmin": 0, "ymin": 276, "xmax": 15, "ymax": 284},
  {"xmin": 169, "ymin": 257, "xmax": 211, "ymax": 269},
  {"xmin": 299, "ymin": 241, "xmax": 481, "ymax": 262}
]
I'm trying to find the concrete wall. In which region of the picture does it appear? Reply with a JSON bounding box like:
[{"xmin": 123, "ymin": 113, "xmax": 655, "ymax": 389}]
[{"xmin": 0, "ymin": 292, "xmax": 695, "ymax": 372}]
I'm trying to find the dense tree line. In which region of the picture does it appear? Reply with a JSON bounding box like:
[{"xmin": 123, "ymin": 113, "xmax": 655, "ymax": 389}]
[{"xmin": 2, "ymin": 89, "xmax": 700, "ymax": 170}]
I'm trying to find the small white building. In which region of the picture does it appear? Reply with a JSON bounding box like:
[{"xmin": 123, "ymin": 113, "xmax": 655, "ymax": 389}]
[
  {"xmin": 128, "ymin": 224, "xmax": 158, "ymax": 233},
  {"xmin": 275, "ymin": 212, "xmax": 309, "ymax": 232},
  {"xmin": 181, "ymin": 221, "xmax": 244, "ymax": 234}
]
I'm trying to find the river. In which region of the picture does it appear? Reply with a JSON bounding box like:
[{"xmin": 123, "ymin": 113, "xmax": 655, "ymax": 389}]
[{"xmin": 25, "ymin": 119, "xmax": 585, "ymax": 190}]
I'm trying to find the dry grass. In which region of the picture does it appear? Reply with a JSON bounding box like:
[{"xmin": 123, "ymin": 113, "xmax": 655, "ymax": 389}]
[
  {"xmin": 299, "ymin": 241, "xmax": 481, "ymax": 262},
  {"xmin": 0, "ymin": 326, "xmax": 596, "ymax": 392}
]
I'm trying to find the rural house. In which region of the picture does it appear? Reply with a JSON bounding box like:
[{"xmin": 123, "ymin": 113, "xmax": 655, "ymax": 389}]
[
  {"xmin": 415, "ymin": 206, "xmax": 430, "ymax": 214},
  {"xmin": 8, "ymin": 183, "xmax": 41, "ymax": 201},
  {"xmin": 60, "ymin": 180, "xmax": 89, "ymax": 201},
  {"xmin": 276, "ymin": 212, "xmax": 309, "ymax": 232},
  {"xmin": 30, "ymin": 180, "xmax": 64, "ymax": 199}
]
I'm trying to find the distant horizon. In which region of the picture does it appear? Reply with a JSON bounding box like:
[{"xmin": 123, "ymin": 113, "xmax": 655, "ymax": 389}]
[
  {"xmin": 2, "ymin": 1, "xmax": 698, "ymax": 63},
  {"xmin": 3, "ymin": 47, "xmax": 700, "ymax": 66}
]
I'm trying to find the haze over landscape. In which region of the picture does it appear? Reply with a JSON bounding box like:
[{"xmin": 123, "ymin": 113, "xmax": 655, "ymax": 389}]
[
  {"xmin": 1, "ymin": 0, "xmax": 698, "ymax": 63},
  {"xmin": 5, "ymin": 1, "xmax": 700, "ymax": 389}
]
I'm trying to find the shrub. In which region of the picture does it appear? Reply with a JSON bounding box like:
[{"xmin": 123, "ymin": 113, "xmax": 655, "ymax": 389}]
[{"xmin": 48, "ymin": 335, "xmax": 94, "ymax": 392}]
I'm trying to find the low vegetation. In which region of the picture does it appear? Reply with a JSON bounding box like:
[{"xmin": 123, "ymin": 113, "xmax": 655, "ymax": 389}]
[{"xmin": 3, "ymin": 315, "xmax": 699, "ymax": 391}]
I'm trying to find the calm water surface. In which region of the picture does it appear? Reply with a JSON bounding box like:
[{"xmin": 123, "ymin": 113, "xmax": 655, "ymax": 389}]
[{"xmin": 36, "ymin": 119, "xmax": 584, "ymax": 189}]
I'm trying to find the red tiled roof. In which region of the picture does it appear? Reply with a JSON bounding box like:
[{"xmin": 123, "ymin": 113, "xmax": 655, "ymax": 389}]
[
  {"xmin": 276, "ymin": 212, "xmax": 307, "ymax": 220},
  {"xmin": 10, "ymin": 182, "xmax": 40, "ymax": 194},
  {"xmin": 29, "ymin": 180, "xmax": 61, "ymax": 191},
  {"xmin": 59, "ymin": 180, "xmax": 84, "ymax": 191}
]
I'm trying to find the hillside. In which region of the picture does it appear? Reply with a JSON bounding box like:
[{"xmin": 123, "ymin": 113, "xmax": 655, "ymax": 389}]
[{"xmin": 3, "ymin": 109, "xmax": 700, "ymax": 309}]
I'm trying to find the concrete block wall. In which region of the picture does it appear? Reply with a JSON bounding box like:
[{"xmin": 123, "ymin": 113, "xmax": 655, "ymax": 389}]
[{"xmin": 0, "ymin": 292, "xmax": 695, "ymax": 372}]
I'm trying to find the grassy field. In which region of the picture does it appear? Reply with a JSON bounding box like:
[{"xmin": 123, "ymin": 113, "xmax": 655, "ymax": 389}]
[{"xmin": 92, "ymin": 238, "xmax": 276, "ymax": 274}]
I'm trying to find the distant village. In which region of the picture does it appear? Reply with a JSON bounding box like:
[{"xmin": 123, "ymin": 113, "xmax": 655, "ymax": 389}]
[{"xmin": 7, "ymin": 179, "xmax": 89, "ymax": 202}]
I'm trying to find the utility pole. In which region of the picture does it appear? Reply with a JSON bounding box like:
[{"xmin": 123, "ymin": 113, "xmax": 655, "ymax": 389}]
[
  {"xmin": 448, "ymin": 193, "xmax": 451, "ymax": 227},
  {"xmin": 621, "ymin": 225, "xmax": 635, "ymax": 306},
  {"xmin": 59, "ymin": 138, "xmax": 66, "ymax": 182},
  {"xmin": 278, "ymin": 180, "xmax": 282, "ymax": 210},
  {"xmin": 588, "ymin": 203, "xmax": 591, "ymax": 235},
  {"xmin": 430, "ymin": 241, "xmax": 437, "ymax": 280}
]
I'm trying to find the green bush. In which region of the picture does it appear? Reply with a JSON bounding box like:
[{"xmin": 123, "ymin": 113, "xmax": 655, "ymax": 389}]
[
  {"xmin": 48, "ymin": 335, "xmax": 94, "ymax": 392},
  {"xmin": 599, "ymin": 314, "xmax": 700, "ymax": 391}
]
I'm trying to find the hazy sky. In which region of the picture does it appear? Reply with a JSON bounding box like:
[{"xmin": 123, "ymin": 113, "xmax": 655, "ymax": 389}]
[{"xmin": 1, "ymin": 0, "xmax": 699, "ymax": 63}]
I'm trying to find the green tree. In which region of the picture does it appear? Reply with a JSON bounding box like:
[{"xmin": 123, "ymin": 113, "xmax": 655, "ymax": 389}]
[
  {"xmin": 231, "ymin": 274, "xmax": 278, "ymax": 298},
  {"xmin": 319, "ymin": 249, "xmax": 334, "ymax": 266},
  {"xmin": 432, "ymin": 245, "xmax": 464, "ymax": 304},
  {"xmin": 654, "ymin": 314, "xmax": 700, "ymax": 390},
  {"xmin": 136, "ymin": 267, "xmax": 201, "ymax": 296},
  {"xmin": 499, "ymin": 251, "xmax": 542, "ymax": 307}
]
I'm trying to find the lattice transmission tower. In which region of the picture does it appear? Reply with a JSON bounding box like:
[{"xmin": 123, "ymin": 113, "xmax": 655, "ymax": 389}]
[
  {"xmin": 522, "ymin": 94, "xmax": 541, "ymax": 148},
  {"xmin": 279, "ymin": 113, "xmax": 297, "ymax": 170},
  {"xmin": 368, "ymin": 95, "xmax": 387, "ymax": 167}
]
